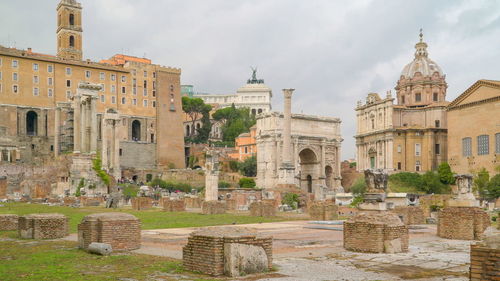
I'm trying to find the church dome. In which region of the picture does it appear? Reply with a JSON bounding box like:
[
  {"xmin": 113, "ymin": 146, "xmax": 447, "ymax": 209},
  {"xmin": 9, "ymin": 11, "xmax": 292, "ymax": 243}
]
[{"xmin": 400, "ymin": 31, "xmax": 443, "ymax": 79}]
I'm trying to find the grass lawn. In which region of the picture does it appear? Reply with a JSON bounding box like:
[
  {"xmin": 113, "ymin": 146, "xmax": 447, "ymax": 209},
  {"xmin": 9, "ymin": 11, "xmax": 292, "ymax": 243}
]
[
  {"xmin": 0, "ymin": 203, "xmax": 288, "ymax": 233},
  {"xmin": 0, "ymin": 239, "xmax": 218, "ymax": 281}
]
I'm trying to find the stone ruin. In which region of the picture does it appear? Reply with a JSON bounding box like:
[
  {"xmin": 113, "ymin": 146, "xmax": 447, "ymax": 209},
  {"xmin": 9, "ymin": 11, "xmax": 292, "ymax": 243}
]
[
  {"xmin": 18, "ymin": 213, "xmax": 69, "ymax": 239},
  {"xmin": 249, "ymin": 199, "xmax": 276, "ymax": 217},
  {"xmin": 391, "ymin": 206, "xmax": 425, "ymax": 225},
  {"xmin": 163, "ymin": 198, "xmax": 186, "ymax": 212},
  {"xmin": 469, "ymin": 227, "xmax": 500, "ymax": 280},
  {"xmin": 131, "ymin": 197, "xmax": 153, "ymax": 210},
  {"xmin": 0, "ymin": 214, "xmax": 19, "ymax": 231},
  {"xmin": 202, "ymin": 149, "xmax": 227, "ymax": 214},
  {"xmin": 437, "ymin": 174, "xmax": 490, "ymax": 240},
  {"xmin": 308, "ymin": 201, "xmax": 338, "ymax": 221},
  {"xmin": 78, "ymin": 212, "xmax": 141, "ymax": 251},
  {"xmin": 343, "ymin": 169, "xmax": 409, "ymax": 253},
  {"xmin": 182, "ymin": 226, "xmax": 273, "ymax": 277}
]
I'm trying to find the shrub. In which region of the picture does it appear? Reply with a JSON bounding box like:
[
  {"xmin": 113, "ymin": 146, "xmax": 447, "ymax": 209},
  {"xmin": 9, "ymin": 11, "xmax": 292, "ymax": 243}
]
[
  {"xmin": 218, "ymin": 181, "xmax": 231, "ymax": 189},
  {"xmin": 430, "ymin": 204, "xmax": 442, "ymax": 212},
  {"xmin": 486, "ymin": 174, "xmax": 500, "ymax": 200},
  {"xmin": 282, "ymin": 193, "xmax": 299, "ymax": 210},
  {"xmin": 92, "ymin": 155, "xmax": 111, "ymax": 186},
  {"xmin": 229, "ymin": 161, "xmax": 239, "ymax": 172},
  {"xmin": 122, "ymin": 184, "xmax": 139, "ymax": 199},
  {"xmin": 239, "ymin": 156, "xmax": 257, "ymax": 177},
  {"xmin": 349, "ymin": 162, "xmax": 357, "ymax": 168},
  {"xmin": 438, "ymin": 162, "xmax": 455, "ymax": 184},
  {"xmin": 350, "ymin": 177, "xmax": 366, "ymax": 195},
  {"xmin": 421, "ymin": 171, "xmax": 449, "ymax": 194},
  {"xmin": 239, "ymin": 177, "xmax": 256, "ymax": 188},
  {"xmin": 389, "ymin": 172, "xmax": 423, "ymax": 189},
  {"xmin": 149, "ymin": 178, "xmax": 168, "ymax": 188},
  {"xmin": 350, "ymin": 195, "xmax": 363, "ymax": 207},
  {"xmin": 474, "ymin": 168, "xmax": 490, "ymax": 199}
]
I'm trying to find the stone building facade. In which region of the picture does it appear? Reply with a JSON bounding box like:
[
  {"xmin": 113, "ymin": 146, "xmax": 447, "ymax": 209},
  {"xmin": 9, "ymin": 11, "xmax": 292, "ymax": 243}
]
[
  {"xmin": 256, "ymin": 110, "xmax": 343, "ymax": 195},
  {"xmin": 355, "ymin": 31, "xmax": 448, "ymax": 173},
  {"xmin": 447, "ymin": 80, "xmax": 500, "ymax": 175},
  {"xmin": 0, "ymin": 0, "xmax": 185, "ymax": 196}
]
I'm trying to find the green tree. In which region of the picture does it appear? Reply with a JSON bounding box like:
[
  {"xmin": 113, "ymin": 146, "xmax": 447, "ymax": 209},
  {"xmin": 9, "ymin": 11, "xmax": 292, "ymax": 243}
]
[
  {"xmin": 438, "ymin": 162, "xmax": 455, "ymax": 184},
  {"xmin": 182, "ymin": 96, "xmax": 212, "ymax": 142},
  {"xmin": 486, "ymin": 174, "xmax": 500, "ymax": 199},
  {"xmin": 474, "ymin": 168, "xmax": 490, "ymax": 199},
  {"xmin": 238, "ymin": 177, "xmax": 256, "ymax": 188},
  {"xmin": 213, "ymin": 104, "xmax": 256, "ymax": 142},
  {"xmin": 421, "ymin": 171, "xmax": 448, "ymax": 194},
  {"xmin": 238, "ymin": 155, "xmax": 257, "ymax": 177},
  {"xmin": 350, "ymin": 177, "xmax": 366, "ymax": 195}
]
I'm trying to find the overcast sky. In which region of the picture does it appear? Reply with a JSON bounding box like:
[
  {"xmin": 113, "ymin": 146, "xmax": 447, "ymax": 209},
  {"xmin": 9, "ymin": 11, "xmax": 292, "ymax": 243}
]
[{"xmin": 1, "ymin": 0, "xmax": 499, "ymax": 160}]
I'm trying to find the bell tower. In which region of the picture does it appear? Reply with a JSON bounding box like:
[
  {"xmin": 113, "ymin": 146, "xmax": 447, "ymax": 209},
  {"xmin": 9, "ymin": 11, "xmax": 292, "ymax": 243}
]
[{"xmin": 56, "ymin": 0, "xmax": 83, "ymax": 60}]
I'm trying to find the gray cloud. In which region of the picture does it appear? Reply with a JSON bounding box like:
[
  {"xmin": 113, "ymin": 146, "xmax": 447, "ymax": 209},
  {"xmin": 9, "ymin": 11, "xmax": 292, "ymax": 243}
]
[{"xmin": 1, "ymin": 0, "xmax": 499, "ymax": 160}]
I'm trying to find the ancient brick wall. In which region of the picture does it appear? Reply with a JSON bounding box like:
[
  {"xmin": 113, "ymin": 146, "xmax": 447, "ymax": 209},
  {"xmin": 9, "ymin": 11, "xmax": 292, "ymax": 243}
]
[
  {"xmin": 18, "ymin": 213, "xmax": 69, "ymax": 239},
  {"xmin": 80, "ymin": 196, "xmax": 103, "ymax": 207},
  {"xmin": 78, "ymin": 212, "xmax": 141, "ymax": 251},
  {"xmin": 0, "ymin": 176, "xmax": 7, "ymax": 198},
  {"xmin": 182, "ymin": 228, "xmax": 272, "ymax": 276},
  {"xmin": 470, "ymin": 244, "xmax": 500, "ymax": 281},
  {"xmin": 249, "ymin": 200, "xmax": 276, "ymax": 217},
  {"xmin": 184, "ymin": 197, "xmax": 202, "ymax": 208},
  {"xmin": 163, "ymin": 198, "xmax": 185, "ymax": 212},
  {"xmin": 308, "ymin": 202, "xmax": 339, "ymax": 220},
  {"xmin": 437, "ymin": 207, "xmax": 490, "ymax": 240},
  {"xmin": 131, "ymin": 197, "xmax": 153, "ymax": 210},
  {"xmin": 391, "ymin": 206, "xmax": 425, "ymax": 225},
  {"xmin": 0, "ymin": 214, "xmax": 19, "ymax": 230},
  {"xmin": 63, "ymin": 197, "xmax": 77, "ymax": 206},
  {"xmin": 202, "ymin": 201, "xmax": 226, "ymax": 214},
  {"xmin": 419, "ymin": 194, "xmax": 452, "ymax": 217}
]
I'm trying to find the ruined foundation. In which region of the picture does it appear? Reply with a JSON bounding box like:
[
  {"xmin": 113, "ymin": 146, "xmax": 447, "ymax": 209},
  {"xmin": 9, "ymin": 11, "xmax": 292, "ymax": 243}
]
[
  {"xmin": 391, "ymin": 206, "xmax": 425, "ymax": 225},
  {"xmin": 202, "ymin": 201, "xmax": 226, "ymax": 215},
  {"xmin": 0, "ymin": 214, "xmax": 19, "ymax": 231},
  {"xmin": 131, "ymin": 197, "xmax": 153, "ymax": 210},
  {"xmin": 437, "ymin": 207, "xmax": 490, "ymax": 240},
  {"xmin": 163, "ymin": 198, "xmax": 186, "ymax": 212},
  {"xmin": 18, "ymin": 213, "xmax": 69, "ymax": 239},
  {"xmin": 344, "ymin": 212, "xmax": 409, "ymax": 253},
  {"xmin": 308, "ymin": 201, "xmax": 339, "ymax": 220},
  {"xmin": 249, "ymin": 200, "xmax": 276, "ymax": 217},
  {"xmin": 78, "ymin": 212, "xmax": 141, "ymax": 251},
  {"xmin": 182, "ymin": 227, "xmax": 273, "ymax": 277},
  {"xmin": 184, "ymin": 197, "xmax": 203, "ymax": 208}
]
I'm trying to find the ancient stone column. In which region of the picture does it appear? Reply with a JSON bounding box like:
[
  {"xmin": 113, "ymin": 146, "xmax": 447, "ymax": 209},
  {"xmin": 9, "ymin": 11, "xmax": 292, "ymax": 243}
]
[
  {"xmin": 80, "ymin": 100, "xmax": 87, "ymax": 152},
  {"xmin": 205, "ymin": 150, "xmax": 219, "ymax": 201},
  {"xmin": 101, "ymin": 119, "xmax": 109, "ymax": 170},
  {"xmin": 54, "ymin": 107, "xmax": 61, "ymax": 157},
  {"xmin": 112, "ymin": 120, "xmax": 121, "ymax": 179},
  {"xmin": 73, "ymin": 96, "xmax": 81, "ymax": 153},
  {"xmin": 282, "ymin": 89, "xmax": 294, "ymax": 165},
  {"xmin": 90, "ymin": 96, "xmax": 98, "ymax": 153}
]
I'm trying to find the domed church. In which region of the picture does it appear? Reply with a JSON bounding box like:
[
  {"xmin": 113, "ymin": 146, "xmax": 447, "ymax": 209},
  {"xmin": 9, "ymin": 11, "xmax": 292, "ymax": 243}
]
[{"xmin": 355, "ymin": 30, "xmax": 449, "ymax": 173}]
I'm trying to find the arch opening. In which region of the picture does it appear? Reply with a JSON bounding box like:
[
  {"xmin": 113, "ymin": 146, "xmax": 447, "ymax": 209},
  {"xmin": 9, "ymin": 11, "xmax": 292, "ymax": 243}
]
[
  {"xmin": 299, "ymin": 148, "xmax": 319, "ymax": 194},
  {"xmin": 69, "ymin": 35, "xmax": 75, "ymax": 47},
  {"xmin": 26, "ymin": 111, "xmax": 38, "ymax": 136},
  {"xmin": 132, "ymin": 120, "xmax": 141, "ymax": 141}
]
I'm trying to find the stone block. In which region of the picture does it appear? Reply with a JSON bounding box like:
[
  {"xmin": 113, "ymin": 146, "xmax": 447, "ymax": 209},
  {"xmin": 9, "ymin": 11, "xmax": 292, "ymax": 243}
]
[
  {"xmin": 308, "ymin": 201, "xmax": 338, "ymax": 220},
  {"xmin": 78, "ymin": 212, "xmax": 141, "ymax": 251},
  {"xmin": 18, "ymin": 213, "xmax": 69, "ymax": 239},
  {"xmin": 470, "ymin": 244, "xmax": 500, "ymax": 280},
  {"xmin": 131, "ymin": 197, "xmax": 152, "ymax": 210},
  {"xmin": 437, "ymin": 207, "xmax": 490, "ymax": 240},
  {"xmin": 202, "ymin": 201, "xmax": 226, "ymax": 215},
  {"xmin": 0, "ymin": 214, "xmax": 19, "ymax": 231},
  {"xmin": 163, "ymin": 198, "xmax": 185, "ymax": 212},
  {"xmin": 184, "ymin": 197, "xmax": 203, "ymax": 208},
  {"xmin": 249, "ymin": 200, "xmax": 276, "ymax": 217},
  {"xmin": 391, "ymin": 206, "xmax": 425, "ymax": 225},
  {"xmin": 224, "ymin": 243, "xmax": 269, "ymax": 277}
]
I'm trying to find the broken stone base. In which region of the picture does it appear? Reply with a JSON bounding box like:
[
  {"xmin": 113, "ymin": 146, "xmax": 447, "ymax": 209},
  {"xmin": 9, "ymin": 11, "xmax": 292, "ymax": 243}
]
[
  {"xmin": 131, "ymin": 197, "xmax": 153, "ymax": 210},
  {"xmin": 163, "ymin": 198, "xmax": 185, "ymax": 212},
  {"xmin": 18, "ymin": 213, "xmax": 69, "ymax": 239},
  {"xmin": 437, "ymin": 207, "xmax": 490, "ymax": 240},
  {"xmin": 308, "ymin": 201, "xmax": 338, "ymax": 220},
  {"xmin": 249, "ymin": 200, "xmax": 276, "ymax": 217},
  {"xmin": 202, "ymin": 201, "xmax": 226, "ymax": 215},
  {"xmin": 343, "ymin": 211, "xmax": 408, "ymax": 253},
  {"xmin": 0, "ymin": 214, "xmax": 19, "ymax": 231},
  {"xmin": 470, "ymin": 228, "xmax": 500, "ymax": 280},
  {"xmin": 182, "ymin": 226, "xmax": 273, "ymax": 276},
  {"xmin": 391, "ymin": 206, "xmax": 425, "ymax": 225}
]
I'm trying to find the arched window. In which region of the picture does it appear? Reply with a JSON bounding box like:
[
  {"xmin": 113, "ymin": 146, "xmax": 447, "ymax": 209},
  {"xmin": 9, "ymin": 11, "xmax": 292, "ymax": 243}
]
[
  {"xmin": 307, "ymin": 175, "xmax": 312, "ymax": 193},
  {"xmin": 433, "ymin": 92, "xmax": 438, "ymax": 102},
  {"xmin": 69, "ymin": 14, "xmax": 75, "ymax": 26},
  {"xmin": 257, "ymin": 109, "xmax": 262, "ymax": 114},
  {"xmin": 69, "ymin": 35, "xmax": 75, "ymax": 47},
  {"xmin": 26, "ymin": 111, "xmax": 38, "ymax": 136},
  {"xmin": 186, "ymin": 125, "xmax": 190, "ymax": 136},
  {"xmin": 132, "ymin": 120, "xmax": 141, "ymax": 141}
]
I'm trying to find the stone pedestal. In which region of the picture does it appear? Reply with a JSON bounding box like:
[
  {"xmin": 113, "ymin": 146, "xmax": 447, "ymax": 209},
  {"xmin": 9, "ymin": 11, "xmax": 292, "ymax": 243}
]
[
  {"xmin": 78, "ymin": 212, "xmax": 141, "ymax": 251},
  {"xmin": 131, "ymin": 197, "xmax": 152, "ymax": 210},
  {"xmin": 202, "ymin": 201, "xmax": 226, "ymax": 214},
  {"xmin": 18, "ymin": 213, "xmax": 69, "ymax": 239},
  {"xmin": 437, "ymin": 206, "xmax": 490, "ymax": 240},
  {"xmin": 182, "ymin": 226, "xmax": 272, "ymax": 277},
  {"xmin": 163, "ymin": 198, "xmax": 186, "ymax": 212},
  {"xmin": 249, "ymin": 200, "xmax": 276, "ymax": 217},
  {"xmin": 308, "ymin": 201, "xmax": 339, "ymax": 220},
  {"xmin": 0, "ymin": 214, "xmax": 19, "ymax": 231}
]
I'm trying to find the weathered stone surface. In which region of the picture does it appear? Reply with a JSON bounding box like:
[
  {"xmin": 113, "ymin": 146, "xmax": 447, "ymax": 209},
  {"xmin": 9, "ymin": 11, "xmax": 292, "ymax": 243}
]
[
  {"xmin": 437, "ymin": 207, "xmax": 490, "ymax": 240},
  {"xmin": 224, "ymin": 243, "xmax": 269, "ymax": 277},
  {"xmin": 470, "ymin": 228, "xmax": 500, "ymax": 281},
  {"xmin": 0, "ymin": 214, "xmax": 19, "ymax": 231},
  {"xmin": 202, "ymin": 201, "xmax": 226, "ymax": 215},
  {"xmin": 308, "ymin": 201, "xmax": 338, "ymax": 220},
  {"xmin": 249, "ymin": 200, "xmax": 276, "ymax": 217},
  {"xmin": 162, "ymin": 198, "xmax": 185, "ymax": 212},
  {"xmin": 184, "ymin": 197, "xmax": 202, "ymax": 208},
  {"xmin": 78, "ymin": 212, "xmax": 141, "ymax": 251},
  {"xmin": 18, "ymin": 213, "xmax": 69, "ymax": 239},
  {"xmin": 87, "ymin": 242, "xmax": 112, "ymax": 256},
  {"xmin": 131, "ymin": 197, "xmax": 152, "ymax": 210},
  {"xmin": 391, "ymin": 206, "xmax": 425, "ymax": 225}
]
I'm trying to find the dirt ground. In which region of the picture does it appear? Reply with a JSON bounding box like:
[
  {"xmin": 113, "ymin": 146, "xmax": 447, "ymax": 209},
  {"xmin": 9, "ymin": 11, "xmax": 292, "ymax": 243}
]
[{"xmin": 65, "ymin": 220, "xmax": 471, "ymax": 280}]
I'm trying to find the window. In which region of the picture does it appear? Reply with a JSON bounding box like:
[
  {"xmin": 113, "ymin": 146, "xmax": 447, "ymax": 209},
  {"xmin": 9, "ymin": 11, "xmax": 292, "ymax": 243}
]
[
  {"xmin": 13, "ymin": 85, "xmax": 18, "ymax": 93},
  {"xmin": 397, "ymin": 162, "xmax": 402, "ymax": 170},
  {"xmin": 143, "ymin": 70, "xmax": 147, "ymax": 77},
  {"xmin": 462, "ymin": 137, "xmax": 472, "ymax": 157},
  {"xmin": 12, "ymin": 60, "xmax": 18, "ymax": 68},
  {"xmin": 111, "ymin": 74, "xmax": 116, "ymax": 81},
  {"xmin": 69, "ymin": 13, "xmax": 74, "ymax": 25},
  {"xmin": 435, "ymin": 120, "xmax": 440, "ymax": 128},
  {"xmin": 66, "ymin": 67, "xmax": 71, "ymax": 75},
  {"xmin": 121, "ymin": 97, "xmax": 126, "ymax": 104},
  {"xmin": 132, "ymin": 98, "xmax": 137, "ymax": 105},
  {"xmin": 143, "ymin": 99, "xmax": 148, "ymax": 107},
  {"xmin": 496, "ymin": 133, "xmax": 500, "ymax": 153},
  {"xmin": 152, "ymin": 81, "xmax": 156, "ymax": 90},
  {"xmin": 111, "ymin": 85, "xmax": 116, "ymax": 93},
  {"xmin": 153, "ymin": 72, "xmax": 156, "ymax": 78},
  {"xmin": 13, "ymin": 72, "xmax": 18, "ymax": 81},
  {"xmin": 66, "ymin": 90, "xmax": 71, "ymax": 99},
  {"xmin": 100, "ymin": 72, "xmax": 105, "ymax": 80},
  {"xmin": 477, "ymin": 135, "xmax": 489, "ymax": 155},
  {"xmin": 132, "ymin": 78, "xmax": 136, "ymax": 87},
  {"xmin": 133, "ymin": 87, "xmax": 137, "ymax": 95},
  {"xmin": 121, "ymin": 86, "xmax": 126, "ymax": 94},
  {"xmin": 48, "ymin": 88, "xmax": 53, "ymax": 97},
  {"xmin": 170, "ymin": 85, "xmax": 174, "ymax": 91},
  {"xmin": 69, "ymin": 35, "xmax": 75, "ymax": 47},
  {"xmin": 132, "ymin": 69, "xmax": 136, "ymax": 76},
  {"xmin": 415, "ymin": 143, "xmax": 421, "ymax": 156},
  {"xmin": 415, "ymin": 160, "xmax": 421, "ymax": 172},
  {"xmin": 152, "ymin": 101, "xmax": 156, "ymax": 107},
  {"xmin": 111, "ymin": 96, "xmax": 116, "ymax": 104},
  {"xmin": 0, "ymin": 71, "xmax": 2, "ymax": 80},
  {"xmin": 415, "ymin": 93, "xmax": 421, "ymax": 102},
  {"xmin": 152, "ymin": 90, "xmax": 156, "ymax": 97},
  {"xmin": 100, "ymin": 95, "xmax": 105, "ymax": 103},
  {"xmin": 433, "ymin": 92, "xmax": 438, "ymax": 101},
  {"xmin": 85, "ymin": 70, "xmax": 91, "ymax": 78},
  {"xmin": 33, "ymin": 88, "xmax": 39, "ymax": 96},
  {"xmin": 397, "ymin": 145, "xmax": 402, "ymax": 153},
  {"xmin": 47, "ymin": 65, "xmax": 53, "ymax": 73},
  {"xmin": 435, "ymin": 143, "xmax": 440, "ymax": 155},
  {"xmin": 66, "ymin": 80, "xmax": 71, "ymax": 87},
  {"xmin": 33, "ymin": 76, "xmax": 39, "ymax": 84},
  {"xmin": 121, "ymin": 76, "xmax": 126, "ymax": 82},
  {"xmin": 401, "ymin": 95, "xmax": 405, "ymax": 104},
  {"xmin": 48, "ymin": 77, "xmax": 53, "ymax": 86},
  {"xmin": 0, "ymin": 84, "xmax": 2, "ymax": 93},
  {"xmin": 0, "ymin": 58, "xmax": 2, "ymax": 66},
  {"xmin": 143, "ymin": 88, "xmax": 147, "ymax": 96},
  {"xmin": 100, "ymin": 83, "xmax": 104, "ymax": 92},
  {"xmin": 33, "ymin": 63, "xmax": 38, "ymax": 71},
  {"xmin": 119, "ymin": 149, "xmax": 122, "ymax": 156},
  {"xmin": 371, "ymin": 119, "xmax": 374, "ymax": 129}
]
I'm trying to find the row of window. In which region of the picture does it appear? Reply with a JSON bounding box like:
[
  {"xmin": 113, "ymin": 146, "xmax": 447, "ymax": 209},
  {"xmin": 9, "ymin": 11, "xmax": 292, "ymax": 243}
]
[
  {"xmin": 462, "ymin": 134, "xmax": 500, "ymax": 156},
  {"xmin": 395, "ymin": 143, "xmax": 441, "ymax": 156},
  {"xmin": 400, "ymin": 92, "xmax": 440, "ymax": 104}
]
